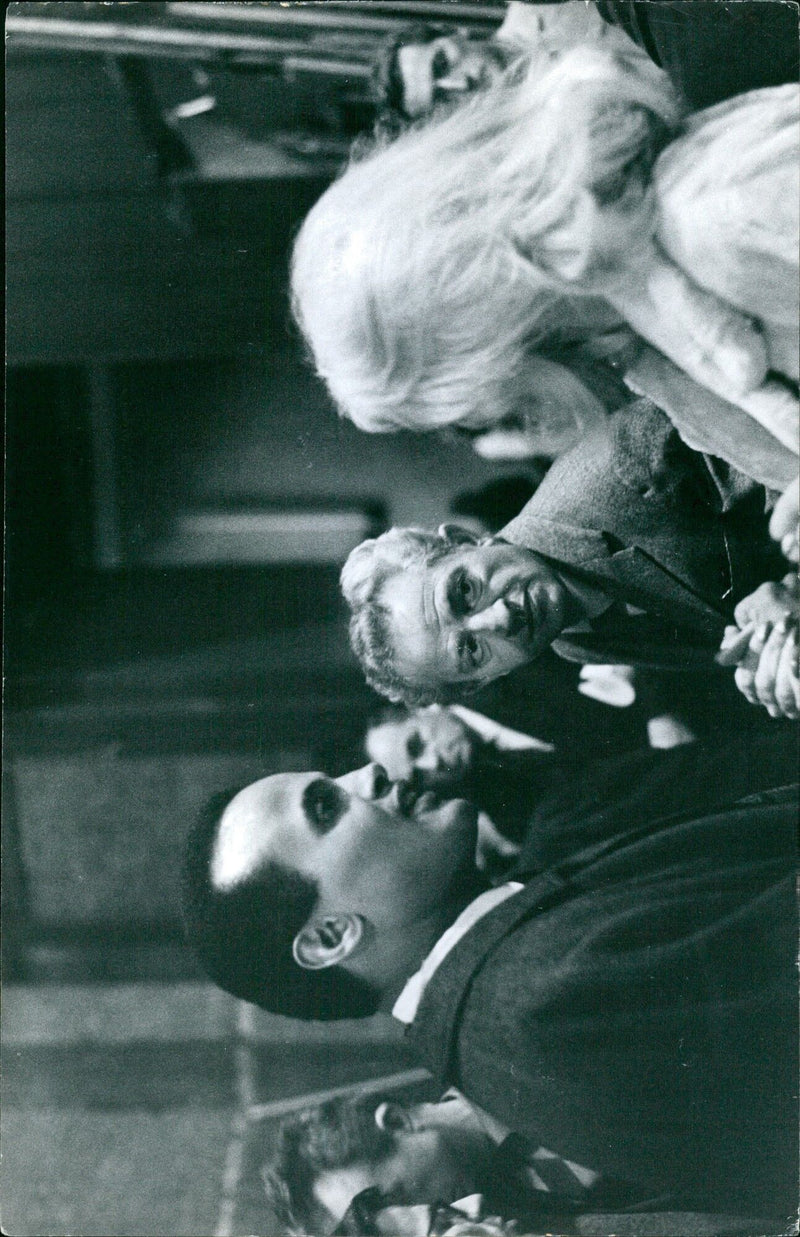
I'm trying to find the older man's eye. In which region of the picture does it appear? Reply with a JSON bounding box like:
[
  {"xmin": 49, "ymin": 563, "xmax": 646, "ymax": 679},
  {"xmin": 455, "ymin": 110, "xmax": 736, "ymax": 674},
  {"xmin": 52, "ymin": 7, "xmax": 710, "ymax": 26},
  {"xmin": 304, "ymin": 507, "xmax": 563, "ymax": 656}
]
[
  {"xmin": 302, "ymin": 779, "xmax": 344, "ymax": 835},
  {"xmin": 458, "ymin": 632, "xmax": 484, "ymax": 672},
  {"xmin": 448, "ymin": 569, "xmax": 480, "ymax": 617}
]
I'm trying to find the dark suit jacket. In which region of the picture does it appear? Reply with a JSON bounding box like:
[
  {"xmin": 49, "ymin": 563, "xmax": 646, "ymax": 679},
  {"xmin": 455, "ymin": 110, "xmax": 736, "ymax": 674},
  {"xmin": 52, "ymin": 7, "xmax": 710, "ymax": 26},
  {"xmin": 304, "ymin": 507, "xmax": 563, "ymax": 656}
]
[
  {"xmin": 595, "ymin": 0, "xmax": 799, "ymax": 110},
  {"xmin": 407, "ymin": 735, "xmax": 799, "ymax": 1217},
  {"xmin": 499, "ymin": 400, "xmax": 783, "ymax": 671}
]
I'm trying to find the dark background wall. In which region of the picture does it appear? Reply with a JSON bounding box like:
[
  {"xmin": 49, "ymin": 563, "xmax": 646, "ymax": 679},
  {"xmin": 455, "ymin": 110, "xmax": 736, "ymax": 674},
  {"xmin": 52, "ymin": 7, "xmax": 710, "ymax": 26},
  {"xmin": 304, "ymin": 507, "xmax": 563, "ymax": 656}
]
[{"xmin": 4, "ymin": 32, "xmax": 507, "ymax": 974}]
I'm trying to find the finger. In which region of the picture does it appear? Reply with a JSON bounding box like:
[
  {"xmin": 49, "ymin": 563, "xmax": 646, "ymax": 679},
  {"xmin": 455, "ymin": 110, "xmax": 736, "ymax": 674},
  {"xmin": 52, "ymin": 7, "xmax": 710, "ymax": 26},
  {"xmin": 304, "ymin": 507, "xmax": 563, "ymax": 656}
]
[
  {"xmin": 769, "ymin": 477, "xmax": 799, "ymax": 543},
  {"xmin": 773, "ymin": 628, "xmax": 800, "ymax": 719},
  {"xmin": 716, "ymin": 624, "xmax": 755, "ymax": 666},
  {"xmin": 753, "ymin": 619, "xmax": 790, "ymax": 711},
  {"xmin": 734, "ymin": 663, "xmax": 759, "ymax": 705},
  {"xmin": 781, "ymin": 531, "xmax": 800, "ymax": 564},
  {"xmin": 732, "ymin": 622, "xmax": 772, "ymax": 704},
  {"xmin": 748, "ymin": 621, "xmax": 773, "ymax": 654}
]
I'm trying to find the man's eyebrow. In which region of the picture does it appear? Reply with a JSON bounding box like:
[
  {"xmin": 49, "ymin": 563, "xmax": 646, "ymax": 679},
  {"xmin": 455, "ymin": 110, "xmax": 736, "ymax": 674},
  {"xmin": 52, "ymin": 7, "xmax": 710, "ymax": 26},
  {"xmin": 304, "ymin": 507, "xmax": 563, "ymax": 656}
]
[
  {"xmin": 422, "ymin": 569, "xmax": 441, "ymax": 631},
  {"xmin": 424, "ymin": 569, "xmax": 459, "ymax": 672}
]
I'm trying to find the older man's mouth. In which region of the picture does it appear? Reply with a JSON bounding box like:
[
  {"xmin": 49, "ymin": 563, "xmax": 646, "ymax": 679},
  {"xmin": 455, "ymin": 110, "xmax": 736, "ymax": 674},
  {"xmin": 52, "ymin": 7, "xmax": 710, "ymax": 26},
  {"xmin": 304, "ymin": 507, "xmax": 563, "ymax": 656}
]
[{"xmin": 523, "ymin": 582, "xmax": 540, "ymax": 644}]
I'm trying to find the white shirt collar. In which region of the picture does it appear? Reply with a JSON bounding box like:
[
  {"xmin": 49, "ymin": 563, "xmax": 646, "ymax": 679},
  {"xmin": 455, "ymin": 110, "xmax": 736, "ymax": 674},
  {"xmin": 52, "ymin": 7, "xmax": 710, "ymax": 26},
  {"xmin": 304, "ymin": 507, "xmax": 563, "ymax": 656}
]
[{"xmin": 392, "ymin": 882, "xmax": 523, "ymax": 1025}]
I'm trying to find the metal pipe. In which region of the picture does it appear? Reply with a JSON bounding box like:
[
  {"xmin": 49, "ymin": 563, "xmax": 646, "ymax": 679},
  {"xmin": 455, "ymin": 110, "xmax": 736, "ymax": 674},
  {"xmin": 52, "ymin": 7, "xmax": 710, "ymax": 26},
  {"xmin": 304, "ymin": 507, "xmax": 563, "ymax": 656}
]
[
  {"xmin": 6, "ymin": 14, "xmax": 375, "ymax": 72},
  {"xmin": 168, "ymin": 2, "xmax": 502, "ymax": 34}
]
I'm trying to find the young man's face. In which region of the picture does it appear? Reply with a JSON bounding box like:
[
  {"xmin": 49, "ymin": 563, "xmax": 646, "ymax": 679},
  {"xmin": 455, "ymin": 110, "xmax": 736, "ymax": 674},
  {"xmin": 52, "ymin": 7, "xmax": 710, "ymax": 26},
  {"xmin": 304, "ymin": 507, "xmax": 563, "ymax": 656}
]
[
  {"xmin": 314, "ymin": 1096, "xmax": 496, "ymax": 1223},
  {"xmin": 379, "ymin": 541, "xmax": 570, "ymax": 697},
  {"xmin": 396, "ymin": 34, "xmax": 510, "ymax": 118},
  {"xmin": 365, "ymin": 707, "xmax": 476, "ymax": 788},
  {"xmin": 210, "ymin": 764, "xmax": 478, "ymax": 930}
]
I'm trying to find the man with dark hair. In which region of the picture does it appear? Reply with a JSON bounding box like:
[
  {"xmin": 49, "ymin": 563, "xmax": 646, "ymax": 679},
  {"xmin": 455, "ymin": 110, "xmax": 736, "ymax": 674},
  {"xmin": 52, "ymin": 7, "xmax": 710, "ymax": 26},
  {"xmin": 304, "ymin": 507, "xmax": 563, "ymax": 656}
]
[
  {"xmin": 371, "ymin": 3, "xmax": 640, "ymax": 124},
  {"xmin": 374, "ymin": 2, "xmax": 799, "ymax": 124},
  {"xmin": 181, "ymin": 732, "xmax": 798, "ymax": 1219},
  {"xmin": 263, "ymin": 1089, "xmax": 631, "ymax": 1235},
  {"xmin": 182, "ymin": 787, "xmax": 386, "ymax": 1020},
  {"xmin": 371, "ymin": 19, "xmax": 513, "ymax": 124}
]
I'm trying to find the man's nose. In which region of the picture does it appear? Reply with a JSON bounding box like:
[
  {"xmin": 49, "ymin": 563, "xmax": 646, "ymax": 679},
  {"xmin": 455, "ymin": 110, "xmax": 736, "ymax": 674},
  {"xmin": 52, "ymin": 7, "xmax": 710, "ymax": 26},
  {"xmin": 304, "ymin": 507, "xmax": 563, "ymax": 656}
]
[
  {"xmin": 336, "ymin": 763, "xmax": 391, "ymax": 800},
  {"xmin": 465, "ymin": 597, "xmax": 522, "ymax": 635},
  {"xmin": 374, "ymin": 1101, "xmax": 413, "ymax": 1133}
]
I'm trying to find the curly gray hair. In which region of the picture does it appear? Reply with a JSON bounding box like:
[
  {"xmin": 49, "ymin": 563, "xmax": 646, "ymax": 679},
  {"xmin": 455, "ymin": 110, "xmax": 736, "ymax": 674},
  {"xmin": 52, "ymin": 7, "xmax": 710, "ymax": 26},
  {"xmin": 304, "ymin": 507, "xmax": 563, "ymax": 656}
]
[{"xmin": 341, "ymin": 525, "xmax": 477, "ymax": 706}]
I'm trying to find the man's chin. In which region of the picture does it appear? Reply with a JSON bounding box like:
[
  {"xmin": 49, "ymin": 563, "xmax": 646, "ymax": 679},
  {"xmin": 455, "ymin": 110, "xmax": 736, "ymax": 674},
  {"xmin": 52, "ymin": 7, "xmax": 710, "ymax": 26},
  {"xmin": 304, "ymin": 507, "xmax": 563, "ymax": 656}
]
[{"xmin": 421, "ymin": 794, "xmax": 478, "ymax": 836}]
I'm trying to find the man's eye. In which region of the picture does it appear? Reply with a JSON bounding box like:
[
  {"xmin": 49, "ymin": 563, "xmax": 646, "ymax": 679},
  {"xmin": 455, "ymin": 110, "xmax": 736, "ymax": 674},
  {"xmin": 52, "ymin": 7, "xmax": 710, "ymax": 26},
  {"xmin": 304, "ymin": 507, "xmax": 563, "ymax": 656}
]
[
  {"xmin": 303, "ymin": 780, "xmax": 343, "ymax": 834},
  {"xmin": 448, "ymin": 570, "xmax": 480, "ymax": 617}
]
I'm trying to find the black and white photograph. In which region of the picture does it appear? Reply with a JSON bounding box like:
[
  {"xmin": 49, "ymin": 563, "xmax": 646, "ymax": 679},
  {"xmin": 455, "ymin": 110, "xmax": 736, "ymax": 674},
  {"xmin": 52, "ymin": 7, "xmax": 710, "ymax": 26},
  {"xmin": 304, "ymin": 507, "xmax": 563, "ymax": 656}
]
[{"xmin": 3, "ymin": 2, "xmax": 799, "ymax": 1234}]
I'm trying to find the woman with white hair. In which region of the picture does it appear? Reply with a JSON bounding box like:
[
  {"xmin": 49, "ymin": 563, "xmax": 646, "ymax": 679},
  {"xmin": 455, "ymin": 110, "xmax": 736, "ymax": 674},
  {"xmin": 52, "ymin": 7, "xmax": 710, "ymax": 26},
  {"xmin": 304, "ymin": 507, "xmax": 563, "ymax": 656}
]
[{"xmin": 291, "ymin": 41, "xmax": 798, "ymax": 480}]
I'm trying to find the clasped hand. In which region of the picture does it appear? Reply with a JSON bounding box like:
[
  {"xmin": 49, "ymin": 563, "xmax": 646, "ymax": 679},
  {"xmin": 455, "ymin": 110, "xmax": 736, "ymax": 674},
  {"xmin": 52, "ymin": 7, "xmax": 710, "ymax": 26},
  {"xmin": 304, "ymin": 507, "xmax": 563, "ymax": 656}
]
[{"xmin": 717, "ymin": 574, "xmax": 800, "ymax": 719}]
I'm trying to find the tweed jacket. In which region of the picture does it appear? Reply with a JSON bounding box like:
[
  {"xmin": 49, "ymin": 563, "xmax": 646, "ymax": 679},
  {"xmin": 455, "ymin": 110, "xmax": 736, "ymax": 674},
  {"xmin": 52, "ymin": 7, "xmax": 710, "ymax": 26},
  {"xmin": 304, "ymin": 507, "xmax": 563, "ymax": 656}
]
[
  {"xmin": 499, "ymin": 400, "xmax": 782, "ymax": 671},
  {"xmin": 406, "ymin": 736, "xmax": 799, "ymax": 1217}
]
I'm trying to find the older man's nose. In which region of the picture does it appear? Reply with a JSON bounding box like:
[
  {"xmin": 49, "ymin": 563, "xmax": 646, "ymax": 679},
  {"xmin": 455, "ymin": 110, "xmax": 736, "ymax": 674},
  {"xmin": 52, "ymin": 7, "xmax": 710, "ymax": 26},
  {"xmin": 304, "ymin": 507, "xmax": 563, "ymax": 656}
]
[
  {"xmin": 437, "ymin": 69, "xmax": 470, "ymax": 93},
  {"xmin": 465, "ymin": 597, "xmax": 522, "ymax": 635}
]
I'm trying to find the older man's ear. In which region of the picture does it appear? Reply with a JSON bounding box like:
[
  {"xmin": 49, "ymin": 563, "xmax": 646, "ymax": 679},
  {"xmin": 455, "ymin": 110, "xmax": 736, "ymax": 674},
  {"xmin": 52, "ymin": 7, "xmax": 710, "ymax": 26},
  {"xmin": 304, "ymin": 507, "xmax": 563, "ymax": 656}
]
[
  {"xmin": 292, "ymin": 914, "xmax": 370, "ymax": 971},
  {"xmin": 437, "ymin": 523, "xmax": 484, "ymax": 546}
]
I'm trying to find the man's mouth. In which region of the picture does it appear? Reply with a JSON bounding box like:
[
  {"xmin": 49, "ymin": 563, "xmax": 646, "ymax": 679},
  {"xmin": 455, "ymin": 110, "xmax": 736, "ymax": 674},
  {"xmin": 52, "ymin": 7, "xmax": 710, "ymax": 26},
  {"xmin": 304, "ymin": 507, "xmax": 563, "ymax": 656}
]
[
  {"xmin": 523, "ymin": 583, "xmax": 539, "ymax": 644},
  {"xmin": 396, "ymin": 782, "xmax": 440, "ymax": 817}
]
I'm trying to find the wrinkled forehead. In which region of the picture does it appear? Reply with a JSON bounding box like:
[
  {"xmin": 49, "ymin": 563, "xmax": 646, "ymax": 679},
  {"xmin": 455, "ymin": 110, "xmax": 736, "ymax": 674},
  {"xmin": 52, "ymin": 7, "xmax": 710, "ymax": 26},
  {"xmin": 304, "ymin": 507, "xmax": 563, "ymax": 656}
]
[
  {"xmin": 378, "ymin": 565, "xmax": 448, "ymax": 692},
  {"xmin": 210, "ymin": 772, "xmax": 312, "ymax": 890}
]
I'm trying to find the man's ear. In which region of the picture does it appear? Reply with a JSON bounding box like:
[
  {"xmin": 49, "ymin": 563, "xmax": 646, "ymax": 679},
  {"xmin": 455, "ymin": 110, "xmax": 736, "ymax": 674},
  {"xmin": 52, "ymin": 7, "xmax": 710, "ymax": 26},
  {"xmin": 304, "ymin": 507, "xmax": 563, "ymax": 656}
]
[
  {"xmin": 374, "ymin": 1101, "xmax": 413, "ymax": 1133},
  {"xmin": 292, "ymin": 913, "xmax": 369, "ymax": 971},
  {"xmin": 437, "ymin": 522, "xmax": 482, "ymax": 546}
]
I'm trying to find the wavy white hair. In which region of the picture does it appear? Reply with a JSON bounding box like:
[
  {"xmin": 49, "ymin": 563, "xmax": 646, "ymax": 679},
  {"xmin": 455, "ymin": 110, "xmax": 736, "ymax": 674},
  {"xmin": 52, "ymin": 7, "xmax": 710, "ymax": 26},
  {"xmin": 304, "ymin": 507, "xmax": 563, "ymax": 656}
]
[{"xmin": 291, "ymin": 43, "xmax": 680, "ymax": 434}]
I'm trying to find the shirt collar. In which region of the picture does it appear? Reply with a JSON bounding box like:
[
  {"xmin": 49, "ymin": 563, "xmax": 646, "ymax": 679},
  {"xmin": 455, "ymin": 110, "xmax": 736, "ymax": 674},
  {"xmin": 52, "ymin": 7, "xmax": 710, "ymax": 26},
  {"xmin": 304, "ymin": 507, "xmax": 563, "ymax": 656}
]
[{"xmin": 392, "ymin": 882, "xmax": 523, "ymax": 1025}]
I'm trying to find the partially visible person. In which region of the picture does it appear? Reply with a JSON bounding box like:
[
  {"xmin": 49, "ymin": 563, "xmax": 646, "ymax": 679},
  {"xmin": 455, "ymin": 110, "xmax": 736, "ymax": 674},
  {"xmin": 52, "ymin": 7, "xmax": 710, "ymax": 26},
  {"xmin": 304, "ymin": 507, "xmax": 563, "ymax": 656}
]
[
  {"xmin": 364, "ymin": 693, "xmax": 696, "ymax": 868},
  {"xmin": 365, "ymin": 703, "xmax": 554, "ymax": 871},
  {"xmin": 294, "ymin": 40, "xmax": 797, "ymax": 496},
  {"xmin": 263, "ymin": 1089, "xmax": 779, "ymax": 1237},
  {"xmin": 595, "ymin": 0, "xmax": 800, "ymax": 111},
  {"xmin": 263, "ymin": 1087, "xmax": 633, "ymax": 1235},
  {"xmin": 372, "ymin": 2, "xmax": 631, "ymax": 124},
  {"xmin": 181, "ymin": 734, "xmax": 799, "ymax": 1218},
  {"xmin": 716, "ymin": 572, "xmax": 800, "ymax": 720},
  {"xmin": 342, "ymin": 400, "xmax": 796, "ymax": 718},
  {"xmin": 770, "ymin": 476, "xmax": 800, "ymax": 565},
  {"xmin": 374, "ymin": 2, "xmax": 800, "ymax": 123},
  {"xmin": 365, "ymin": 705, "xmax": 482, "ymax": 790},
  {"xmin": 372, "ymin": 20, "xmax": 511, "ymax": 126}
]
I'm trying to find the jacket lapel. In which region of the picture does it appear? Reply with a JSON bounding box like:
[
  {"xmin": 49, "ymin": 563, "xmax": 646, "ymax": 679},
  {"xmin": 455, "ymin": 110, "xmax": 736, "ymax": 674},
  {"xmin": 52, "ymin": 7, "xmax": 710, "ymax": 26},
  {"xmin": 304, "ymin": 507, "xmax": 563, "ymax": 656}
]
[
  {"xmin": 506, "ymin": 511, "xmax": 727, "ymax": 634},
  {"xmin": 408, "ymin": 873, "xmax": 570, "ymax": 1084},
  {"xmin": 584, "ymin": 546, "xmax": 727, "ymax": 634},
  {"xmin": 504, "ymin": 509, "xmax": 729, "ymax": 659},
  {"xmin": 501, "ymin": 513, "xmax": 615, "ymax": 567}
]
